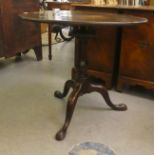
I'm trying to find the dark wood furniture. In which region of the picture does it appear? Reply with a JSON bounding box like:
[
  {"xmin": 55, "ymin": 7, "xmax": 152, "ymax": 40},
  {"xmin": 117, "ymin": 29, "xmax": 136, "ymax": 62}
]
[
  {"xmin": 72, "ymin": 4, "xmax": 154, "ymax": 90},
  {"xmin": 20, "ymin": 10, "xmax": 147, "ymax": 140},
  {"xmin": 47, "ymin": 2, "xmax": 73, "ymax": 10},
  {"xmin": 118, "ymin": 9, "xmax": 154, "ymax": 91},
  {"xmin": 0, "ymin": 0, "xmax": 42, "ymax": 60}
]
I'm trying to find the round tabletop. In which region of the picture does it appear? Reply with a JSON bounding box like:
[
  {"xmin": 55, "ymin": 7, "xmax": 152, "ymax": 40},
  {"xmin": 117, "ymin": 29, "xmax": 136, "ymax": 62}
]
[{"xmin": 20, "ymin": 10, "xmax": 148, "ymax": 27}]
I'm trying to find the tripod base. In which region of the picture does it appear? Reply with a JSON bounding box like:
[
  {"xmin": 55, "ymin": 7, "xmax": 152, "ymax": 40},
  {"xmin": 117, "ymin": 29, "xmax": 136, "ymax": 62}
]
[{"xmin": 54, "ymin": 77, "xmax": 127, "ymax": 141}]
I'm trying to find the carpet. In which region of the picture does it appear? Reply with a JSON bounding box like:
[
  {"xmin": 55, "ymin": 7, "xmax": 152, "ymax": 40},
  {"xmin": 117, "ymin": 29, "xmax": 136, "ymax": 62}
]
[
  {"xmin": 41, "ymin": 32, "xmax": 64, "ymax": 46},
  {"xmin": 69, "ymin": 142, "xmax": 116, "ymax": 155}
]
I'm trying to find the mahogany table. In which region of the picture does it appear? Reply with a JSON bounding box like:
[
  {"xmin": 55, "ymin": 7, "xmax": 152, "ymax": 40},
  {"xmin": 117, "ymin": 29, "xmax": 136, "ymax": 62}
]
[{"xmin": 20, "ymin": 10, "xmax": 147, "ymax": 141}]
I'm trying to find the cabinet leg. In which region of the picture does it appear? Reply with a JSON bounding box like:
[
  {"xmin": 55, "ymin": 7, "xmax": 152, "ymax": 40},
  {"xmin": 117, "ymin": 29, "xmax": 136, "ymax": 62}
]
[
  {"xmin": 15, "ymin": 53, "xmax": 22, "ymax": 61},
  {"xmin": 116, "ymin": 80, "xmax": 124, "ymax": 92},
  {"xmin": 33, "ymin": 46, "xmax": 42, "ymax": 61}
]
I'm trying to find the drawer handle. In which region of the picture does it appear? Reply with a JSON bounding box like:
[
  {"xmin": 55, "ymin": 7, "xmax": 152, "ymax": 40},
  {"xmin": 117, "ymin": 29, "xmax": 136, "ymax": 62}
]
[{"xmin": 139, "ymin": 41, "xmax": 150, "ymax": 48}]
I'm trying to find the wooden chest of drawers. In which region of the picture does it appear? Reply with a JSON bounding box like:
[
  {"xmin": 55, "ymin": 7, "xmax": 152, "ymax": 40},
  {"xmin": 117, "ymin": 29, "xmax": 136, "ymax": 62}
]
[
  {"xmin": 117, "ymin": 10, "xmax": 154, "ymax": 91},
  {"xmin": 0, "ymin": 0, "xmax": 42, "ymax": 60}
]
